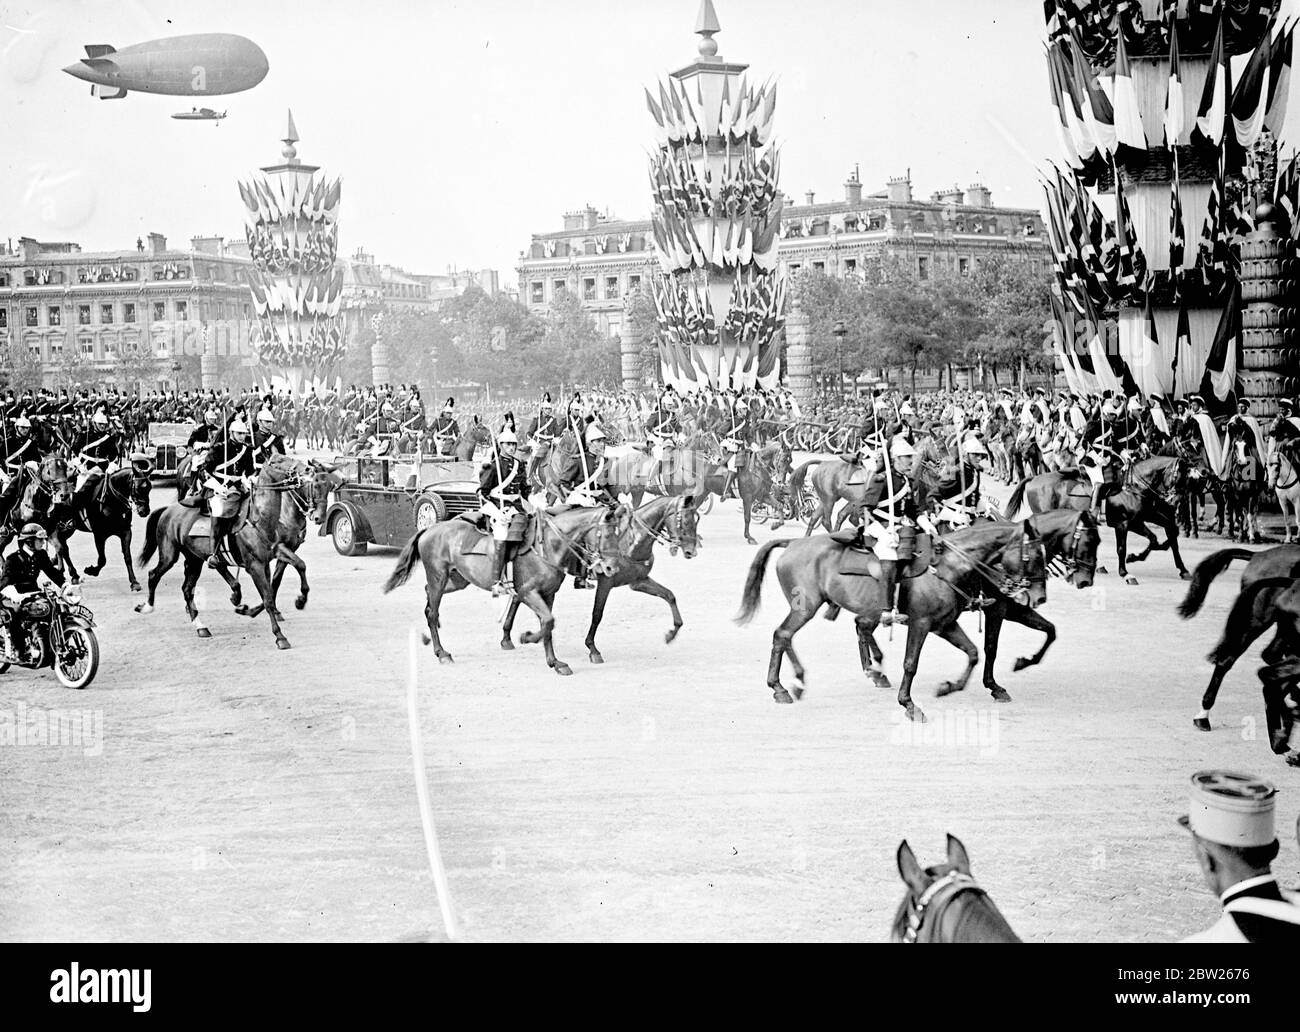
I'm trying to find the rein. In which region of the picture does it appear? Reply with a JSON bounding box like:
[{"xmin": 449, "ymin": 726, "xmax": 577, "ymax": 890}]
[
  {"xmin": 931, "ymin": 529, "xmax": 1043, "ymax": 607},
  {"xmin": 900, "ymin": 871, "xmax": 986, "ymax": 944}
]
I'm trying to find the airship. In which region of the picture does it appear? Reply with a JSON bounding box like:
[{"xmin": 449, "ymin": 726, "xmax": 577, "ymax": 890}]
[
  {"xmin": 172, "ymin": 107, "xmax": 227, "ymax": 122},
  {"xmin": 63, "ymin": 33, "xmax": 268, "ymax": 100}
]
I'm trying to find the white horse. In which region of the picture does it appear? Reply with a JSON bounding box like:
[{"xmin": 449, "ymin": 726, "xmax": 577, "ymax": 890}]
[{"xmin": 1267, "ymin": 443, "xmax": 1300, "ymax": 543}]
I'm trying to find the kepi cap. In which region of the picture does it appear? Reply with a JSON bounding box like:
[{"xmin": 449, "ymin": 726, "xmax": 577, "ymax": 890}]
[{"xmin": 1177, "ymin": 770, "xmax": 1277, "ymax": 847}]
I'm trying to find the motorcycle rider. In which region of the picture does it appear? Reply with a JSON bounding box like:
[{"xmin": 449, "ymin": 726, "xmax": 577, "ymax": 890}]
[{"xmin": 0, "ymin": 523, "xmax": 66, "ymax": 662}]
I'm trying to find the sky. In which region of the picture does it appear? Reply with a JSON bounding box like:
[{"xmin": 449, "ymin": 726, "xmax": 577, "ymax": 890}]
[{"xmin": 2, "ymin": 0, "xmax": 1298, "ymax": 282}]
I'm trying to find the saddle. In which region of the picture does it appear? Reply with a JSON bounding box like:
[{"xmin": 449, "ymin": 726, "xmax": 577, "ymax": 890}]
[{"xmin": 836, "ymin": 543, "xmax": 882, "ymax": 579}]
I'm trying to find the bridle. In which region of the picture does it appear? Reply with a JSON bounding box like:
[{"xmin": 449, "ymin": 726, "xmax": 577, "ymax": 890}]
[
  {"xmin": 630, "ymin": 496, "xmax": 699, "ymax": 558},
  {"xmin": 933, "ymin": 528, "xmax": 1045, "ymax": 606},
  {"xmin": 1055, "ymin": 512, "xmax": 1098, "ymax": 580},
  {"xmin": 899, "ymin": 870, "xmax": 987, "ymax": 944}
]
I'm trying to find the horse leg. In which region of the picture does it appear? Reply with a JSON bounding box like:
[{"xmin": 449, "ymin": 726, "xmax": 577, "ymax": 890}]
[
  {"xmin": 932, "ymin": 622, "xmax": 981, "ymax": 699},
  {"xmin": 422, "ymin": 566, "xmax": 457, "ymax": 663},
  {"xmin": 981, "ymin": 603, "xmax": 1012, "ymax": 702},
  {"xmin": 855, "ymin": 614, "xmax": 889, "ymax": 688},
  {"xmin": 117, "ymin": 520, "xmax": 141, "ymax": 592},
  {"xmin": 274, "ymin": 543, "xmax": 309, "ymax": 610},
  {"xmin": 1159, "ymin": 510, "xmax": 1191, "ymax": 580},
  {"xmin": 181, "ymin": 555, "xmax": 210, "ymax": 638},
  {"xmin": 742, "ymin": 489, "xmax": 756, "ymax": 545},
  {"xmin": 769, "ymin": 604, "xmax": 816, "ymax": 703},
  {"xmin": 629, "ymin": 575, "xmax": 683, "ymax": 646},
  {"xmin": 82, "ymin": 527, "xmax": 106, "ymax": 578},
  {"xmin": 584, "ymin": 577, "xmax": 613, "ymax": 663},
  {"xmin": 500, "ymin": 596, "xmax": 522, "ymax": 650},
  {"xmin": 135, "ymin": 536, "xmax": 179, "ymax": 614},
  {"xmin": 1114, "ymin": 522, "xmax": 1132, "ymax": 582},
  {"xmin": 1194, "ymin": 608, "xmax": 1275, "ymax": 731},
  {"xmin": 896, "ymin": 620, "xmax": 929, "ymax": 722},
  {"xmin": 245, "ymin": 561, "xmax": 290, "ymax": 649},
  {"xmin": 519, "ymin": 587, "xmax": 570, "ymax": 676}
]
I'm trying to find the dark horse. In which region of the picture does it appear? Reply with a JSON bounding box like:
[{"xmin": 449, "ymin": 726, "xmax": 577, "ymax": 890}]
[
  {"xmin": 891, "ymin": 835, "xmax": 1021, "ymax": 943},
  {"xmin": 134, "ymin": 456, "xmax": 334, "ymax": 649},
  {"xmin": 1177, "ymin": 545, "xmax": 1300, "ymax": 731},
  {"xmin": 48, "ymin": 459, "xmax": 154, "ymax": 592},
  {"xmin": 734, "ymin": 520, "xmax": 1047, "ymax": 722},
  {"xmin": 382, "ymin": 504, "xmax": 626, "ymax": 676},
  {"xmin": 1220, "ymin": 419, "xmax": 1265, "ymax": 544},
  {"xmin": 979, "ymin": 509, "xmax": 1100, "ymax": 701},
  {"xmin": 500, "ymin": 493, "xmax": 702, "ymax": 664},
  {"xmin": 1003, "ymin": 456, "xmax": 1193, "ymax": 583}
]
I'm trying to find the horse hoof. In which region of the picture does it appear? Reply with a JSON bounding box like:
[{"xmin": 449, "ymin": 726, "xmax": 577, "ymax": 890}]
[
  {"xmin": 133, "ymin": 603, "xmax": 153, "ymax": 614},
  {"xmin": 437, "ymin": 653, "xmax": 454, "ymax": 665},
  {"xmin": 82, "ymin": 567, "xmax": 99, "ymax": 577},
  {"xmin": 1193, "ymin": 717, "xmax": 1212, "ymax": 732},
  {"xmin": 130, "ymin": 582, "xmax": 142, "ymax": 592},
  {"xmin": 871, "ymin": 673, "xmax": 892, "ymax": 689},
  {"xmin": 294, "ymin": 597, "xmax": 307, "ymax": 610},
  {"xmin": 500, "ymin": 639, "xmax": 515, "ymax": 651},
  {"xmin": 1096, "ymin": 565, "xmax": 1108, "ymax": 575},
  {"xmin": 1125, "ymin": 553, "xmax": 1140, "ymax": 564},
  {"xmin": 1012, "ymin": 657, "xmax": 1031, "ymax": 672},
  {"xmin": 746, "ymin": 537, "xmax": 757, "ymax": 545},
  {"xmin": 1125, "ymin": 577, "xmax": 1139, "ymax": 586},
  {"xmin": 196, "ymin": 627, "xmax": 212, "ymax": 639},
  {"xmin": 990, "ymin": 688, "xmax": 1012, "ymax": 703},
  {"xmin": 519, "ymin": 632, "xmax": 538, "ymax": 645},
  {"xmin": 935, "ymin": 680, "xmax": 964, "ymax": 698},
  {"xmin": 1179, "ymin": 570, "xmax": 1192, "ymax": 581},
  {"xmin": 773, "ymin": 687, "xmax": 794, "ymax": 704},
  {"xmin": 664, "ymin": 628, "xmax": 679, "ymax": 644},
  {"xmin": 589, "ymin": 652, "xmax": 603, "ymax": 664},
  {"xmin": 1285, "ymin": 751, "xmax": 1300, "ymax": 768},
  {"xmin": 554, "ymin": 663, "xmax": 573, "ymax": 677},
  {"xmin": 276, "ymin": 639, "xmax": 292, "ymax": 650},
  {"xmin": 905, "ymin": 706, "xmax": 927, "ymax": 723}
]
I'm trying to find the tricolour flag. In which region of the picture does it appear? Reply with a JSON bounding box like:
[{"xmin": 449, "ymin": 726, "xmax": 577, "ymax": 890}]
[
  {"xmin": 1164, "ymin": 23, "xmax": 1185, "ymax": 147},
  {"xmin": 1113, "ymin": 24, "xmax": 1147, "ymax": 155},
  {"xmin": 1170, "ymin": 151, "xmax": 1186, "ymax": 275},
  {"xmin": 1231, "ymin": 16, "xmax": 1273, "ymax": 149},
  {"xmin": 1266, "ymin": 22, "xmax": 1293, "ymax": 136},
  {"xmin": 1206, "ymin": 278, "xmax": 1241, "ymax": 402},
  {"xmin": 1193, "ymin": 10, "xmax": 1229, "ymax": 149},
  {"xmin": 1070, "ymin": 35, "xmax": 1116, "ymax": 156}
]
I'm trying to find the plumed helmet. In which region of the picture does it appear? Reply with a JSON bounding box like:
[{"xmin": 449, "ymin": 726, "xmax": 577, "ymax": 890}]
[
  {"xmin": 14, "ymin": 416, "xmax": 30, "ymax": 429},
  {"xmin": 92, "ymin": 410, "xmax": 108, "ymax": 426},
  {"xmin": 205, "ymin": 408, "xmax": 219, "ymax": 422},
  {"xmin": 229, "ymin": 417, "xmax": 250, "ymax": 437},
  {"xmin": 584, "ymin": 422, "xmax": 607, "ymax": 445},
  {"xmin": 497, "ymin": 428, "xmax": 518, "ymax": 444},
  {"xmin": 18, "ymin": 522, "xmax": 47, "ymax": 543},
  {"xmin": 443, "ymin": 397, "xmax": 455, "ymax": 413},
  {"xmin": 381, "ymin": 402, "xmax": 394, "ymax": 416},
  {"xmin": 258, "ymin": 408, "xmax": 276, "ymax": 425},
  {"xmin": 541, "ymin": 392, "xmax": 553, "ymax": 407},
  {"xmin": 889, "ymin": 435, "xmax": 916, "ymax": 458}
]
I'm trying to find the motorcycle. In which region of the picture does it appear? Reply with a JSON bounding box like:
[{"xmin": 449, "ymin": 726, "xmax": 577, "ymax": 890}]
[{"xmin": 0, "ymin": 584, "xmax": 100, "ymax": 689}]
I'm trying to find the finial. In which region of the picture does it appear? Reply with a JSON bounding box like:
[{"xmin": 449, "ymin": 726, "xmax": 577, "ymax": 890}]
[
  {"xmin": 695, "ymin": 0, "xmax": 721, "ymax": 58},
  {"xmin": 281, "ymin": 109, "xmax": 299, "ymax": 162}
]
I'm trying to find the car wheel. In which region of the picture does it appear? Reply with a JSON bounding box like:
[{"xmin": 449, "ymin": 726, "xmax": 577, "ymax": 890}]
[
  {"xmin": 415, "ymin": 493, "xmax": 447, "ymax": 531},
  {"xmin": 332, "ymin": 512, "xmax": 366, "ymax": 556}
]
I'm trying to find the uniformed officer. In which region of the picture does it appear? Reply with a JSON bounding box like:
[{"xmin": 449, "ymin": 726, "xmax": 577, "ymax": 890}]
[
  {"xmin": 200, "ymin": 415, "xmax": 256, "ymax": 568},
  {"xmin": 720, "ymin": 397, "xmax": 754, "ymax": 499},
  {"xmin": 479, "ymin": 422, "xmax": 531, "ymax": 597},
  {"xmin": 525, "ymin": 393, "xmax": 560, "ymax": 486},
  {"xmin": 1177, "ymin": 770, "xmax": 1300, "ymax": 942},
  {"xmin": 430, "ymin": 398, "xmax": 459, "ymax": 458},
  {"xmin": 398, "ymin": 395, "xmax": 426, "ymax": 454},
  {"xmin": 70, "ymin": 409, "xmax": 120, "ymax": 516}
]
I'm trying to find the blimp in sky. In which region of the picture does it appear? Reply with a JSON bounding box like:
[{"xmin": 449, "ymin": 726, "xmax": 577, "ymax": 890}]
[{"xmin": 63, "ymin": 34, "xmax": 268, "ymax": 100}]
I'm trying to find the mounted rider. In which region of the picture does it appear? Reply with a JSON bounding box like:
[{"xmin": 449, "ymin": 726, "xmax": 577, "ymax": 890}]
[
  {"xmin": 197, "ymin": 413, "xmax": 256, "ymax": 568},
  {"xmin": 398, "ymin": 395, "xmax": 426, "ymax": 454},
  {"xmin": 71, "ymin": 408, "xmax": 120, "ymax": 518},
  {"xmin": 430, "ymin": 397, "xmax": 460, "ymax": 458},
  {"xmin": 479, "ymin": 416, "xmax": 532, "ymax": 598},
  {"xmin": 719, "ymin": 396, "xmax": 755, "ymax": 500},
  {"xmin": 645, "ymin": 387, "xmax": 681, "ymax": 489},
  {"xmin": 569, "ymin": 421, "xmax": 617, "ymax": 508},
  {"xmin": 4, "ymin": 415, "xmax": 40, "ymax": 476},
  {"xmin": 525, "ymin": 392, "xmax": 560, "ymax": 486},
  {"xmin": 250, "ymin": 405, "xmax": 288, "ymax": 470},
  {"xmin": 861, "ymin": 435, "xmax": 924, "ymax": 627},
  {"xmin": 1081, "ymin": 396, "xmax": 1143, "ymax": 520}
]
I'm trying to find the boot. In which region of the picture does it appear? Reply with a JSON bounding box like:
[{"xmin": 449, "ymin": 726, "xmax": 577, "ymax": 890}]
[
  {"xmin": 721, "ymin": 471, "xmax": 736, "ymax": 499},
  {"xmin": 207, "ymin": 517, "xmax": 228, "ymax": 569},
  {"xmin": 490, "ymin": 542, "xmax": 512, "ymax": 597},
  {"xmin": 1088, "ymin": 482, "xmax": 1106, "ymax": 525},
  {"xmin": 878, "ymin": 559, "xmax": 907, "ymax": 625}
]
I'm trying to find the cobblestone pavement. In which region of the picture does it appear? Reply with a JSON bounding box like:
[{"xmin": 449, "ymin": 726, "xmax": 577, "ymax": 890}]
[{"xmin": 1, "ymin": 471, "xmax": 1297, "ymax": 942}]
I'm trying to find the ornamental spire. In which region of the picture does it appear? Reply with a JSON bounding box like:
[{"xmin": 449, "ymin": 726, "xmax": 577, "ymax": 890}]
[{"xmin": 695, "ymin": 0, "xmax": 721, "ymax": 58}]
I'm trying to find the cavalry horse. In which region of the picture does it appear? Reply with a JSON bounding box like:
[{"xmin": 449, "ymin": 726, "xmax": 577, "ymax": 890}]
[
  {"xmin": 1267, "ymin": 419, "xmax": 1300, "ymax": 543},
  {"xmin": 1220, "ymin": 419, "xmax": 1265, "ymax": 544},
  {"xmin": 734, "ymin": 519, "xmax": 1047, "ymax": 722},
  {"xmin": 891, "ymin": 835, "xmax": 1021, "ymax": 943},
  {"xmin": 48, "ymin": 458, "xmax": 154, "ymax": 592},
  {"xmin": 787, "ymin": 456, "xmax": 881, "ymax": 535},
  {"xmin": 1003, "ymin": 455, "xmax": 1193, "ymax": 584},
  {"xmin": 382, "ymin": 503, "xmax": 626, "ymax": 676},
  {"xmin": 1177, "ymin": 544, "xmax": 1300, "ymax": 732},
  {"xmin": 977, "ymin": 509, "xmax": 1100, "ymax": 701},
  {"xmin": 499, "ymin": 493, "xmax": 702, "ymax": 664},
  {"xmin": 134, "ymin": 456, "xmax": 335, "ymax": 649},
  {"xmin": 0, "ymin": 456, "xmax": 71, "ymax": 552}
]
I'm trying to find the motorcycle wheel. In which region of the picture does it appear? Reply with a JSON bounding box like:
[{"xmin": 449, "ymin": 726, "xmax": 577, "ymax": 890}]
[{"xmin": 54, "ymin": 626, "xmax": 99, "ymax": 690}]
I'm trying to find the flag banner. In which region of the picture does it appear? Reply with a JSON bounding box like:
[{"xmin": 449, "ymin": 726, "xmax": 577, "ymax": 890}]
[
  {"xmin": 1206, "ymin": 278, "xmax": 1241, "ymax": 402},
  {"xmin": 1164, "ymin": 23, "xmax": 1185, "ymax": 147},
  {"xmin": 1112, "ymin": 24, "xmax": 1147, "ymax": 155},
  {"xmin": 1193, "ymin": 11, "xmax": 1229, "ymax": 149},
  {"xmin": 1231, "ymin": 17, "xmax": 1273, "ymax": 149},
  {"xmin": 1265, "ymin": 22, "xmax": 1293, "ymax": 135}
]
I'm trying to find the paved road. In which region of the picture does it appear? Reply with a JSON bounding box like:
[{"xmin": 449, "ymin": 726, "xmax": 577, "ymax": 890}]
[{"xmin": 1, "ymin": 468, "xmax": 1296, "ymax": 942}]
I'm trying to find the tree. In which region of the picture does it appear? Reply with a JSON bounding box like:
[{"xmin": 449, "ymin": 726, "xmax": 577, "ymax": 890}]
[
  {"xmin": 970, "ymin": 255, "xmax": 1054, "ymax": 388},
  {"xmin": 0, "ymin": 341, "xmax": 44, "ymax": 392},
  {"xmin": 541, "ymin": 290, "xmax": 617, "ymax": 386}
]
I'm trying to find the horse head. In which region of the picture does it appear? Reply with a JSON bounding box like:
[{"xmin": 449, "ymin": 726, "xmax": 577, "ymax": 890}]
[
  {"xmin": 1003, "ymin": 519, "xmax": 1047, "ymax": 608},
  {"xmin": 671, "ymin": 493, "xmax": 701, "ymax": 559},
  {"xmin": 891, "ymin": 835, "xmax": 1020, "ymax": 943},
  {"xmin": 304, "ymin": 461, "xmax": 344, "ymax": 524},
  {"xmin": 588, "ymin": 503, "xmax": 627, "ymax": 578},
  {"xmin": 1064, "ymin": 510, "xmax": 1100, "ymax": 590},
  {"xmin": 128, "ymin": 454, "xmax": 155, "ymax": 518}
]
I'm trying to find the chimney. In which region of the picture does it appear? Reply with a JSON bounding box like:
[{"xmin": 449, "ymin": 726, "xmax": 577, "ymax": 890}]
[
  {"xmin": 563, "ymin": 210, "xmax": 584, "ymax": 231},
  {"xmin": 803, "ymin": 190, "xmax": 816, "ymax": 207},
  {"xmin": 584, "ymin": 205, "xmax": 599, "ymax": 230},
  {"xmin": 148, "ymin": 232, "xmax": 167, "ymax": 254},
  {"xmin": 964, "ymin": 183, "xmax": 992, "ymax": 207},
  {"xmin": 886, "ymin": 175, "xmax": 912, "ymax": 204},
  {"xmin": 845, "ymin": 165, "xmax": 862, "ymax": 204},
  {"xmin": 190, "ymin": 235, "xmax": 224, "ymax": 255},
  {"xmin": 19, "ymin": 236, "xmax": 39, "ymax": 261}
]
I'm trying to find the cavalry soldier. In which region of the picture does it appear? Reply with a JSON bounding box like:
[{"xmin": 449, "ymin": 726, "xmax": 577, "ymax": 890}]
[
  {"xmin": 251, "ymin": 406, "xmax": 287, "ymax": 470},
  {"xmin": 4, "ymin": 415, "xmax": 40, "ymax": 474},
  {"xmin": 1146, "ymin": 393, "xmax": 1172, "ymax": 443},
  {"xmin": 857, "ymin": 435, "xmax": 923, "ymax": 627},
  {"xmin": 198, "ymin": 415, "xmax": 256, "ymax": 568},
  {"xmin": 479, "ymin": 421, "xmax": 532, "ymax": 597},
  {"xmin": 430, "ymin": 397, "xmax": 460, "ymax": 458},
  {"xmin": 70, "ymin": 409, "xmax": 120, "ymax": 518},
  {"xmin": 1177, "ymin": 770, "xmax": 1300, "ymax": 942},
  {"xmin": 1081, "ymin": 397, "xmax": 1132, "ymax": 520},
  {"xmin": 524, "ymin": 393, "xmax": 560, "ymax": 486},
  {"xmin": 0, "ymin": 523, "xmax": 66, "ymax": 664},
  {"xmin": 569, "ymin": 421, "xmax": 616, "ymax": 507},
  {"xmin": 398, "ymin": 394, "xmax": 426, "ymax": 454},
  {"xmin": 721, "ymin": 396, "xmax": 757, "ymax": 499},
  {"xmin": 644, "ymin": 389, "xmax": 681, "ymax": 489},
  {"xmin": 184, "ymin": 408, "xmax": 223, "ymax": 495}
]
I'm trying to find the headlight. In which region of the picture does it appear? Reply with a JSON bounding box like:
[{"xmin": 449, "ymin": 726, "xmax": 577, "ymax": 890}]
[{"xmin": 176, "ymin": 446, "xmax": 188, "ymax": 458}]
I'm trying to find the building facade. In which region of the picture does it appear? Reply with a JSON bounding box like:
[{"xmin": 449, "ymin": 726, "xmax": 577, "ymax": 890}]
[
  {"xmin": 0, "ymin": 233, "xmax": 258, "ymax": 389},
  {"xmin": 517, "ymin": 172, "xmax": 1051, "ymax": 338}
]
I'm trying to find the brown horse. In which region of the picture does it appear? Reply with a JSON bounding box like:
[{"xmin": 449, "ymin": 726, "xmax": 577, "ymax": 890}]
[
  {"xmin": 48, "ymin": 460, "xmax": 154, "ymax": 592},
  {"xmin": 382, "ymin": 504, "xmax": 627, "ymax": 676},
  {"xmin": 499, "ymin": 492, "xmax": 702, "ymax": 663},
  {"xmin": 1220, "ymin": 419, "xmax": 1265, "ymax": 544},
  {"xmin": 1004, "ymin": 455, "xmax": 1193, "ymax": 584},
  {"xmin": 891, "ymin": 835, "xmax": 1021, "ymax": 943},
  {"xmin": 134, "ymin": 456, "xmax": 332, "ymax": 649},
  {"xmin": 1177, "ymin": 545, "xmax": 1300, "ymax": 731},
  {"xmin": 734, "ymin": 519, "xmax": 1047, "ymax": 721},
  {"xmin": 787, "ymin": 456, "xmax": 877, "ymax": 535}
]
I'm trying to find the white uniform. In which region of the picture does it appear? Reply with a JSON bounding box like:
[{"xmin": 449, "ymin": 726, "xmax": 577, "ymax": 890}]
[{"xmin": 1180, "ymin": 877, "xmax": 1300, "ymax": 943}]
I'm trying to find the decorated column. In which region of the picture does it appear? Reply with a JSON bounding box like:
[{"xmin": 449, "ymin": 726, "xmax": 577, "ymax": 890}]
[
  {"xmin": 645, "ymin": 0, "xmax": 786, "ymax": 393},
  {"xmin": 620, "ymin": 315, "xmax": 644, "ymax": 390},
  {"xmin": 199, "ymin": 323, "xmax": 219, "ymax": 389},
  {"xmin": 237, "ymin": 111, "xmax": 346, "ymax": 395},
  {"xmin": 370, "ymin": 312, "xmax": 390, "ymax": 388},
  {"xmin": 784, "ymin": 293, "xmax": 814, "ymax": 409}
]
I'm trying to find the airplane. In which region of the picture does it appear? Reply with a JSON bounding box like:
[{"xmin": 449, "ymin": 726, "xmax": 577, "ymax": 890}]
[
  {"xmin": 172, "ymin": 107, "xmax": 227, "ymax": 122},
  {"xmin": 63, "ymin": 33, "xmax": 267, "ymax": 100}
]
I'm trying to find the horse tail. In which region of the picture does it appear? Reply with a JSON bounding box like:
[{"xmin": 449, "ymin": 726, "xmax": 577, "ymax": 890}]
[
  {"xmin": 734, "ymin": 539, "xmax": 791, "ymax": 625},
  {"xmin": 789, "ymin": 459, "xmax": 820, "ymax": 498},
  {"xmin": 1177, "ymin": 548, "xmax": 1254, "ymax": 619},
  {"xmin": 1003, "ymin": 476, "xmax": 1030, "ymax": 520},
  {"xmin": 383, "ymin": 528, "xmax": 426, "ymax": 594},
  {"xmin": 137, "ymin": 506, "xmax": 164, "ymax": 567},
  {"xmin": 1207, "ymin": 577, "xmax": 1296, "ymax": 664}
]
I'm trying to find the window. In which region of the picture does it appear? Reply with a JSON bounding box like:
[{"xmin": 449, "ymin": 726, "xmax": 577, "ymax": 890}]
[
  {"xmin": 78, "ymin": 304, "xmax": 91, "ymax": 325},
  {"xmin": 958, "ymin": 257, "xmax": 970, "ymax": 276},
  {"xmin": 918, "ymin": 257, "xmax": 929, "ymax": 280},
  {"xmin": 25, "ymin": 307, "xmax": 37, "ymax": 327},
  {"xmin": 605, "ymin": 276, "xmax": 619, "ymax": 299},
  {"xmin": 0, "ymin": 273, "xmax": 8, "ymax": 286},
  {"xmin": 123, "ymin": 303, "xmax": 135, "ymax": 323},
  {"xmin": 582, "ymin": 278, "xmax": 596, "ymax": 301},
  {"xmin": 154, "ymin": 267, "xmax": 165, "ymax": 280},
  {"xmin": 48, "ymin": 305, "xmax": 61, "ymax": 326},
  {"xmin": 788, "ymin": 263, "xmax": 801, "ymax": 274},
  {"xmin": 29, "ymin": 344, "xmax": 41, "ymax": 361},
  {"xmin": 0, "ymin": 310, "xmax": 6, "ymax": 328},
  {"xmin": 49, "ymin": 339, "xmax": 62, "ymax": 360},
  {"xmin": 813, "ymin": 261, "xmax": 825, "ymax": 273},
  {"xmin": 628, "ymin": 274, "xmax": 641, "ymax": 292},
  {"xmin": 844, "ymin": 258, "xmax": 857, "ymax": 274},
  {"xmin": 123, "ymin": 267, "xmax": 137, "ymax": 281},
  {"xmin": 153, "ymin": 301, "xmax": 166, "ymax": 322},
  {"xmin": 553, "ymin": 279, "xmax": 566, "ymax": 297},
  {"xmin": 175, "ymin": 300, "xmax": 188, "ymax": 321},
  {"xmin": 24, "ymin": 270, "xmax": 35, "ymax": 286},
  {"xmin": 81, "ymin": 338, "xmax": 94, "ymax": 358},
  {"xmin": 530, "ymin": 281, "xmax": 544, "ymax": 304},
  {"xmin": 243, "ymin": 304, "xmax": 251, "ymax": 319},
  {"xmin": 101, "ymin": 303, "xmax": 114, "ymax": 324}
]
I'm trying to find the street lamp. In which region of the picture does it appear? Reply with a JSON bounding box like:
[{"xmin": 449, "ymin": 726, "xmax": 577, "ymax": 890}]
[{"xmin": 832, "ymin": 320, "xmax": 847, "ymax": 399}]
